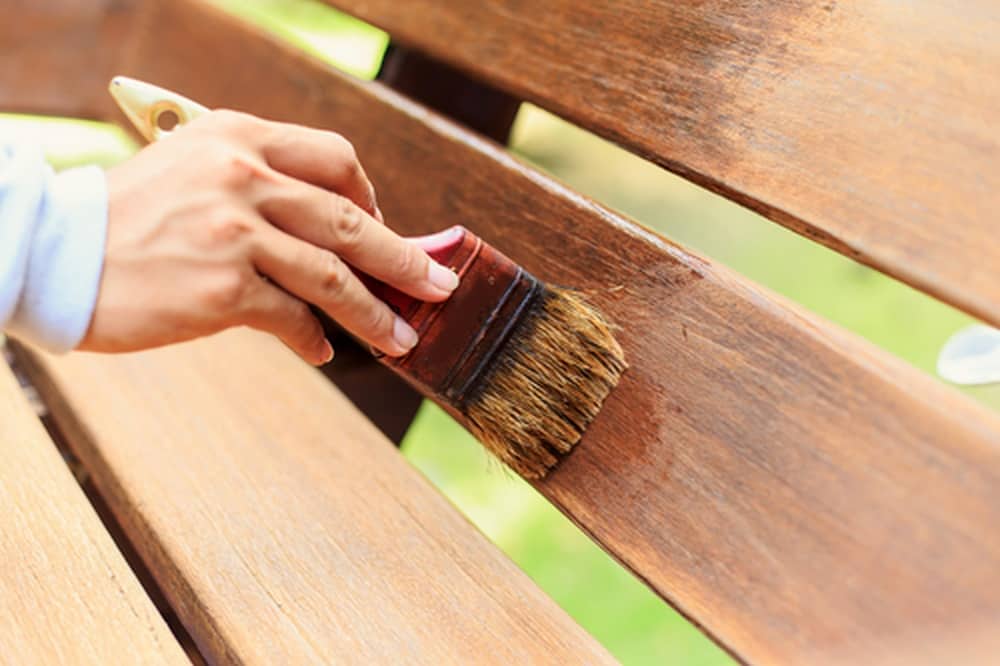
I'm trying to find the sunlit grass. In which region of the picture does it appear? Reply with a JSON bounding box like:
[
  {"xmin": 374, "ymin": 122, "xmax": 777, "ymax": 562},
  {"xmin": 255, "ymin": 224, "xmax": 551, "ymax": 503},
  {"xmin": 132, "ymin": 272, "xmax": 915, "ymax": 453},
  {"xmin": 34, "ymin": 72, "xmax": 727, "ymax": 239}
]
[
  {"xmin": 210, "ymin": 0, "xmax": 387, "ymax": 79},
  {"xmin": 0, "ymin": 114, "xmax": 136, "ymax": 169}
]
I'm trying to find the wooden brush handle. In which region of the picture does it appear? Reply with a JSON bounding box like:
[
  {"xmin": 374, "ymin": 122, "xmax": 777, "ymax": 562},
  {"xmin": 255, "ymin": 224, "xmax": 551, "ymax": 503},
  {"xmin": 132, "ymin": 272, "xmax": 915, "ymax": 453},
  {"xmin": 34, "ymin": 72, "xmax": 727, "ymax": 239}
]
[
  {"xmin": 359, "ymin": 226, "xmax": 469, "ymax": 317},
  {"xmin": 366, "ymin": 227, "xmax": 540, "ymax": 404}
]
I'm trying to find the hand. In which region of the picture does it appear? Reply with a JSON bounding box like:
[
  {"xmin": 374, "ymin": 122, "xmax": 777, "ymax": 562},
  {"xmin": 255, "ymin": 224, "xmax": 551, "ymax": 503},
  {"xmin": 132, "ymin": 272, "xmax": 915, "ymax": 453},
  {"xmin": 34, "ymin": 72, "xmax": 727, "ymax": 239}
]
[{"xmin": 81, "ymin": 110, "xmax": 459, "ymax": 365}]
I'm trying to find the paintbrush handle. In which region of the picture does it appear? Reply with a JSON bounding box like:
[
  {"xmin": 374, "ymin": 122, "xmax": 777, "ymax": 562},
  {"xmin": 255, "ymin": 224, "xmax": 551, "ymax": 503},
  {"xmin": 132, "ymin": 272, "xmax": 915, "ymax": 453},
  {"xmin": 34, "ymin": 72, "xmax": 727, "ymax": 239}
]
[
  {"xmin": 370, "ymin": 228, "xmax": 541, "ymax": 405},
  {"xmin": 109, "ymin": 76, "xmax": 208, "ymax": 143}
]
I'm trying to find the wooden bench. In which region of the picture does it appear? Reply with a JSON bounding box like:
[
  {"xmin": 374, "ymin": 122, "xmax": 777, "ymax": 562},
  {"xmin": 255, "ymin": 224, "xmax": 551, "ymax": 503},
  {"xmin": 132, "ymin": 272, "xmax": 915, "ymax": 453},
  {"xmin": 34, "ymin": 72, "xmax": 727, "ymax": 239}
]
[{"xmin": 3, "ymin": 0, "xmax": 1000, "ymax": 663}]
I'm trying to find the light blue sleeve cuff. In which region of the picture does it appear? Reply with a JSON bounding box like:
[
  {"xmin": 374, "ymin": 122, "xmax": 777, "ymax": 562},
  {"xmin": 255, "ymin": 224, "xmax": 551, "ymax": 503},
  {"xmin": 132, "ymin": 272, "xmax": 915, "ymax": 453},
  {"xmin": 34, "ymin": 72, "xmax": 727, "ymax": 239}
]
[{"xmin": 7, "ymin": 165, "xmax": 109, "ymax": 352}]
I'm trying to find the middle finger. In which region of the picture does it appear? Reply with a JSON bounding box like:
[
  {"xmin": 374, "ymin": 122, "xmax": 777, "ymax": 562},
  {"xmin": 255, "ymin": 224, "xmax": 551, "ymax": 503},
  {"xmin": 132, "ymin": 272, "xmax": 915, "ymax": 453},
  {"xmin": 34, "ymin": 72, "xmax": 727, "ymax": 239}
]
[{"xmin": 257, "ymin": 175, "xmax": 458, "ymax": 302}]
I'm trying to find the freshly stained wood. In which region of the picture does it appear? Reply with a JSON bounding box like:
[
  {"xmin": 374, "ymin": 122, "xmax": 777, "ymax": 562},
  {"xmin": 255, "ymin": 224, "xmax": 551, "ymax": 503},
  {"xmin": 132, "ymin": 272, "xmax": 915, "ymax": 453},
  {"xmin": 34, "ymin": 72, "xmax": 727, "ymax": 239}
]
[
  {"xmin": 105, "ymin": 2, "xmax": 1000, "ymax": 662},
  {"xmin": 0, "ymin": 360, "xmax": 186, "ymax": 665},
  {"xmin": 17, "ymin": 332, "xmax": 614, "ymax": 665},
  {"xmin": 0, "ymin": 0, "xmax": 136, "ymax": 119},
  {"xmin": 322, "ymin": 0, "xmax": 1000, "ymax": 327}
]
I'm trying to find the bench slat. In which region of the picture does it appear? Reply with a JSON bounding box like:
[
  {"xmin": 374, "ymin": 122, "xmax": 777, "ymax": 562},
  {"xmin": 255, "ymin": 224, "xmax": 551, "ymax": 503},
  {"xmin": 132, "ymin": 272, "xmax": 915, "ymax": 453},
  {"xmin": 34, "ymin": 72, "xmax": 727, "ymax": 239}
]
[
  {"xmin": 16, "ymin": 332, "xmax": 615, "ymax": 665},
  {"xmin": 0, "ymin": 359, "xmax": 187, "ymax": 665},
  {"xmin": 112, "ymin": 2, "xmax": 1000, "ymax": 662},
  {"xmin": 0, "ymin": 0, "xmax": 135, "ymax": 119},
  {"xmin": 322, "ymin": 0, "xmax": 1000, "ymax": 327}
]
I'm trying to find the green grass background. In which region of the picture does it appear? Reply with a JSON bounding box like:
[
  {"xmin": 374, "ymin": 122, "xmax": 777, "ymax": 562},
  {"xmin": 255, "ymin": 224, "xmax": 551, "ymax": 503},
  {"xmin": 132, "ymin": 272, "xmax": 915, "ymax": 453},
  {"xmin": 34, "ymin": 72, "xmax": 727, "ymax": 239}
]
[{"xmin": 5, "ymin": 1, "xmax": 997, "ymax": 663}]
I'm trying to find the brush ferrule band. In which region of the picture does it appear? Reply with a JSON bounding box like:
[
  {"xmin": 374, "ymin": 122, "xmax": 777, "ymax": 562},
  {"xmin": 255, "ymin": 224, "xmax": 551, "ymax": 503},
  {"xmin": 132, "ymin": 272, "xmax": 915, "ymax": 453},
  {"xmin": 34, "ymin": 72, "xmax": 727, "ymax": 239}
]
[
  {"xmin": 372, "ymin": 228, "xmax": 539, "ymax": 405},
  {"xmin": 441, "ymin": 270, "xmax": 540, "ymax": 405}
]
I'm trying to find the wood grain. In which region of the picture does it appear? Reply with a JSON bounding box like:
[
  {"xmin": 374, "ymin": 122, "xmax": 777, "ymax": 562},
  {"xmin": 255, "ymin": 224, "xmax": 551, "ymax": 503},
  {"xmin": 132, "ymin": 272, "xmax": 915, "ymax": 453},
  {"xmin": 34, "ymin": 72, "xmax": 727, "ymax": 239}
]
[
  {"xmin": 0, "ymin": 360, "xmax": 186, "ymax": 665},
  {"xmin": 104, "ymin": 2, "xmax": 1000, "ymax": 662},
  {"xmin": 0, "ymin": 0, "xmax": 138, "ymax": 119},
  {"xmin": 15, "ymin": 332, "xmax": 614, "ymax": 665},
  {"xmin": 322, "ymin": 0, "xmax": 1000, "ymax": 328},
  {"xmin": 313, "ymin": 42, "xmax": 524, "ymax": 443}
]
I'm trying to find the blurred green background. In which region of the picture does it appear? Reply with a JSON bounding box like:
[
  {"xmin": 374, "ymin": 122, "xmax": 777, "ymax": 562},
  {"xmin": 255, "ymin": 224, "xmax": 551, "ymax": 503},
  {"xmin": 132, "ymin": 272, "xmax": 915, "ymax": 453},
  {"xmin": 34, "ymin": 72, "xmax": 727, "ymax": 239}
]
[{"xmin": 4, "ymin": 1, "xmax": 997, "ymax": 663}]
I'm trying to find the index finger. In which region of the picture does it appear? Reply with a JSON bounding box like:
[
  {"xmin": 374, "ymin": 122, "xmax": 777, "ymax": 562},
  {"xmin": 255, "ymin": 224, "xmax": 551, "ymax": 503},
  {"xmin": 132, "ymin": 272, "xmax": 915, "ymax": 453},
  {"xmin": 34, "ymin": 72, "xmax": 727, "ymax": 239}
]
[
  {"xmin": 259, "ymin": 178, "xmax": 458, "ymax": 303},
  {"xmin": 259, "ymin": 120, "xmax": 380, "ymax": 219}
]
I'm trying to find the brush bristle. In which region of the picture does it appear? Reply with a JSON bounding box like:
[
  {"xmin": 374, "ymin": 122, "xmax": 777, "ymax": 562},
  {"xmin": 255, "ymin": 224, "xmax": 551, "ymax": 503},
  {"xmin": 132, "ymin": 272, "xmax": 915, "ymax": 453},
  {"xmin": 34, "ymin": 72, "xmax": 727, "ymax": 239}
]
[{"xmin": 462, "ymin": 287, "xmax": 627, "ymax": 479}]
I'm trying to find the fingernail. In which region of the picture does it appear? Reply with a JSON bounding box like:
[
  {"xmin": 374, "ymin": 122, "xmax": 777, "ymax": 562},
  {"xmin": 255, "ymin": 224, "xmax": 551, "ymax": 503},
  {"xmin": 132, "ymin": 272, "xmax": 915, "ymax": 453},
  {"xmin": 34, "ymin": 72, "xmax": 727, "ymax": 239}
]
[
  {"xmin": 428, "ymin": 261, "xmax": 460, "ymax": 293},
  {"xmin": 393, "ymin": 317, "xmax": 419, "ymax": 353},
  {"xmin": 317, "ymin": 339, "xmax": 334, "ymax": 365},
  {"xmin": 410, "ymin": 226, "xmax": 463, "ymax": 253}
]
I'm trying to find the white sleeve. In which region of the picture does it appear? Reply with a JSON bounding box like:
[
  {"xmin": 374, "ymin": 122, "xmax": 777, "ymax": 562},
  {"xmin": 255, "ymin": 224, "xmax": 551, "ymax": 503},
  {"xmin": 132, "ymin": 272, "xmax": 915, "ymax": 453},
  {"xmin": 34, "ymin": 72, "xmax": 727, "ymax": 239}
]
[{"xmin": 0, "ymin": 141, "xmax": 109, "ymax": 352}]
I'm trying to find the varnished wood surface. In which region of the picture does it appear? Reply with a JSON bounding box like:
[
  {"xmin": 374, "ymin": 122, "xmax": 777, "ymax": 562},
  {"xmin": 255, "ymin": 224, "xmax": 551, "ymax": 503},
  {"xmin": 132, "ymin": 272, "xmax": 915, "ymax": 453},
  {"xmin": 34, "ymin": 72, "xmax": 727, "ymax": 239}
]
[
  {"xmin": 104, "ymin": 3, "xmax": 1000, "ymax": 662},
  {"xmin": 17, "ymin": 332, "xmax": 614, "ymax": 665},
  {"xmin": 323, "ymin": 0, "xmax": 1000, "ymax": 328},
  {"xmin": 0, "ymin": 360, "xmax": 186, "ymax": 665},
  {"xmin": 0, "ymin": 0, "xmax": 136, "ymax": 119},
  {"xmin": 313, "ymin": 42, "xmax": 524, "ymax": 443}
]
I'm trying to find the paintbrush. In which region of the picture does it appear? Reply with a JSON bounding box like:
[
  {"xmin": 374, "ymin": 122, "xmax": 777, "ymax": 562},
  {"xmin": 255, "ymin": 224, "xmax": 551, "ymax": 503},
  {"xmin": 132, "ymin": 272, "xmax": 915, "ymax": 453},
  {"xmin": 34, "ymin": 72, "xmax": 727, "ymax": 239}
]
[{"xmin": 109, "ymin": 76, "xmax": 627, "ymax": 478}]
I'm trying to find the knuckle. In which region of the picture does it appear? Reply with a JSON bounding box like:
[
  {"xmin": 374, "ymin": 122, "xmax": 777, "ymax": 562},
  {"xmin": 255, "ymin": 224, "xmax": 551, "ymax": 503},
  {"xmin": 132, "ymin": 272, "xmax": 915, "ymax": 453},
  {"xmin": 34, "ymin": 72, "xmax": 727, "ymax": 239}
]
[
  {"xmin": 288, "ymin": 301, "xmax": 317, "ymax": 337},
  {"xmin": 318, "ymin": 253, "xmax": 350, "ymax": 298},
  {"xmin": 204, "ymin": 209, "xmax": 255, "ymax": 247},
  {"xmin": 364, "ymin": 303, "xmax": 394, "ymax": 340},
  {"xmin": 216, "ymin": 151, "xmax": 262, "ymax": 191},
  {"xmin": 394, "ymin": 245, "xmax": 423, "ymax": 280},
  {"xmin": 332, "ymin": 136, "xmax": 363, "ymax": 179},
  {"xmin": 288, "ymin": 298, "xmax": 311, "ymax": 320},
  {"xmin": 202, "ymin": 270, "xmax": 251, "ymax": 312},
  {"xmin": 331, "ymin": 133, "xmax": 357, "ymax": 161},
  {"xmin": 343, "ymin": 157, "xmax": 363, "ymax": 183},
  {"xmin": 206, "ymin": 109, "xmax": 258, "ymax": 134},
  {"xmin": 329, "ymin": 197, "xmax": 365, "ymax": 246}
]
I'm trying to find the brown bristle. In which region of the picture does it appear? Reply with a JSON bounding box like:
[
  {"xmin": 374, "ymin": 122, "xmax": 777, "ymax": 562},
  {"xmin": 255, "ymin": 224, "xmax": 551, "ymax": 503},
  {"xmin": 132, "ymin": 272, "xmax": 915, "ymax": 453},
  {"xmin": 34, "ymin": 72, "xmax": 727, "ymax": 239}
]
[{"xmin": 461, "ymin": 287, "xmax": 627, "ymax": 479}]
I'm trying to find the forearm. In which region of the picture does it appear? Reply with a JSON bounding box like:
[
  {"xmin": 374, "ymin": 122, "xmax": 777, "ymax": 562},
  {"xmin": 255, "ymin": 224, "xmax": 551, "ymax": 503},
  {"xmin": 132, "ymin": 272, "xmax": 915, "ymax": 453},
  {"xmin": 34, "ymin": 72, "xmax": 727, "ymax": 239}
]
[
  {"xmin": 2, "ymin": 111, "xmax": 456, "ymax": 365},
  {"xmin": 0, "ymin": 142, "xmax": 108, "ymax": 352}
]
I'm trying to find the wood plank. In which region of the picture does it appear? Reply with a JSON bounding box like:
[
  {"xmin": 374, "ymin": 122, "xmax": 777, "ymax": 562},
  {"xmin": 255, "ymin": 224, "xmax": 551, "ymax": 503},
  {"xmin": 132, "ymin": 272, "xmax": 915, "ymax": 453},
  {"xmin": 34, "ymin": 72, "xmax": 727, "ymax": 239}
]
[
  {"xmin": 16, "ymin": 332, "xmax": 615, "ymax": 665},
  {"xmin": 322, "ymin": 0, "xmax": 1000, "ymax": 328},
  {"xmin": 0, "ymin": 0, "xmax": 138, "ymax": 120},
  {"xmin": 378, "ymin": 44, "xmax": 522, "ymax": 145},
  {"xmin": 109, "ymin": 2, "xmax": 1000, "ymax": 662},
  {"xmin": 313, "ymin": 42, "xmax": 525, "ymax": 444},
  {"xmin": 0, "ymin": 359, "xmax": 187, "ymax": 665},
  {"xmin": 317, "ymin": 342, "xmax": 423, "ymax": 445}
]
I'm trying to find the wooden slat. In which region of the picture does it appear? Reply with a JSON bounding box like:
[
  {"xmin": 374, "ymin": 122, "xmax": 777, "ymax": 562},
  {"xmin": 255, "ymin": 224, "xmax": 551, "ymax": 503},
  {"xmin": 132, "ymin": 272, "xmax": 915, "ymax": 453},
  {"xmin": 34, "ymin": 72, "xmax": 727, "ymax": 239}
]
[
  {"xmin": 0, "ymin": 0, "xmax": 138, "ymax": 119},
  {"xmin": 0, "ymin": 359, "xmax": 187, "ymax": 665},
  {"xmin": 313, "ymin": 42, "xmax": 525, "ymax": 444},
  {"xmin": 378, "ymin": 44, "xmax": 522, "ymax": 145},
  {"xmin": 16, "ymin": 332, "xmax": 615, "ymax": 665},
  {"xmin": 323, "ymin": 0, "xmax": 1000, "ymax": 327},
  {"xmin": 110, "ymin": 2, "xmax": 1000, "ymax": 662}
]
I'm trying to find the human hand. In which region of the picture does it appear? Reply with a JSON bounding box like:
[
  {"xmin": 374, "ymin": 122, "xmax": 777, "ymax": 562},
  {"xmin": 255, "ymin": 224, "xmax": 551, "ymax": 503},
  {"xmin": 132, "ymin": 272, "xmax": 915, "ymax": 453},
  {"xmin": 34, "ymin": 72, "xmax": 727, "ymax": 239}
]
[{"xmin": 80, "ymin": 110, "xmax": 459, "ymax": 365}]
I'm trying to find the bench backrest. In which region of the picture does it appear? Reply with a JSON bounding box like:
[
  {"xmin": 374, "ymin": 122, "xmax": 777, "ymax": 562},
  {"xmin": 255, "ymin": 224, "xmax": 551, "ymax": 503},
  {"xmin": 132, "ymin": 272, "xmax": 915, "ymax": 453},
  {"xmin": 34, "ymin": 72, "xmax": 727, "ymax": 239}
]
[{"xmin": 3, "ymin": 1, "xmax": 1000, "ymax": 663}]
